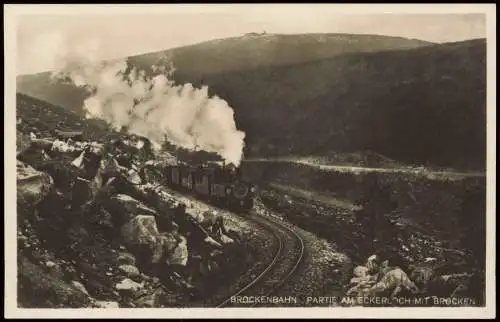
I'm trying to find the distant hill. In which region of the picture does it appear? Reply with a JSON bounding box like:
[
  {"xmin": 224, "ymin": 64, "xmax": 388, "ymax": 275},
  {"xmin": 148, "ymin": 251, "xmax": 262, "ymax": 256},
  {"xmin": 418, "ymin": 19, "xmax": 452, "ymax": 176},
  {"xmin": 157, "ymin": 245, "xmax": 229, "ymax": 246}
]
[
  {"xmin": 16, "ymin": 34, "xmax": 486, "ymax": 170},
  {"xmin": 131, "ymin": 33, "xmax": 432, "ymax": 75},
  {"xmin": 17, "ymin": 33, "xmax": 432, "ymax": 112}
]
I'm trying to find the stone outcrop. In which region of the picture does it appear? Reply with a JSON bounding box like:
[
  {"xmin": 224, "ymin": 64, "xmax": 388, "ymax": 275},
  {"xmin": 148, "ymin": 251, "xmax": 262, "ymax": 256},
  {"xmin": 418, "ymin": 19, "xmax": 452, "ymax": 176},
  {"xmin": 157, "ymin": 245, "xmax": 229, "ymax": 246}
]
[{"xmin": 17, "ymin": 160, "xmax": 54, "ymax": 215}]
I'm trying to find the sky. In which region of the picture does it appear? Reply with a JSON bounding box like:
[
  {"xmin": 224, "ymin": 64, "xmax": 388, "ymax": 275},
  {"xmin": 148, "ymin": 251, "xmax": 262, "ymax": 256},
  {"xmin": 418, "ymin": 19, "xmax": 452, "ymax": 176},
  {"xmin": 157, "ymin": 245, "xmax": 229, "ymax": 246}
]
[{"xmin": 11, "ymin": 4, "xmax": 489, "ymax": 75}]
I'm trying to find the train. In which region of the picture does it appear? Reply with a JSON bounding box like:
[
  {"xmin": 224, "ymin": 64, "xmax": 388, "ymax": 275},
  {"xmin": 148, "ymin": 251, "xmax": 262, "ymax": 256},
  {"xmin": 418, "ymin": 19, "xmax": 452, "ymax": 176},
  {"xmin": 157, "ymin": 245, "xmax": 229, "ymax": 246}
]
[
  {"xmin": 112, "ymin": 134, "xmax": 256, "ymax": 213},
  {"xmin": 161, "ymin": 160, "xmax": 257, "ymax": 213}
]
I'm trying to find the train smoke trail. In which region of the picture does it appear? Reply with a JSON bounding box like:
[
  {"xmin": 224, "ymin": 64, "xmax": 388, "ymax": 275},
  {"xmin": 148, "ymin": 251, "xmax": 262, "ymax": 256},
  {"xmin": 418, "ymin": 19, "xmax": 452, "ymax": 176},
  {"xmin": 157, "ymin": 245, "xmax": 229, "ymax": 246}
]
[{"xmin": 50, "ymin": 37, "xmax": 246, "ymax": 166}]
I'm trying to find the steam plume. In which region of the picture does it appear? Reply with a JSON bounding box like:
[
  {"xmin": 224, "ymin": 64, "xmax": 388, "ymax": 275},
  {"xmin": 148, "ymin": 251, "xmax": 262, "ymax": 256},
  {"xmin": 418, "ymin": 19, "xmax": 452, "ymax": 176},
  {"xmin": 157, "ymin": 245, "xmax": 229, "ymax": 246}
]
[{"xmin": 51, "ymin": 38, "xmax": 246, "ymax": 166}]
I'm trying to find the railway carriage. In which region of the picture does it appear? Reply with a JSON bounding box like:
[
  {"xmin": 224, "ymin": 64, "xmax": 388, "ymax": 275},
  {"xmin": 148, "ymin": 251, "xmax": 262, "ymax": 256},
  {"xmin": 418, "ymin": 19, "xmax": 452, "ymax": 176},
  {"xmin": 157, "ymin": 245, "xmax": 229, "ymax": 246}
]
[
  {"xmin": 164, "ymin": 161, "xmax": 256, "ymax": 212},
  {"xmin": 180, "ymin": 167, "xmax": 195, "ymax": 191}
]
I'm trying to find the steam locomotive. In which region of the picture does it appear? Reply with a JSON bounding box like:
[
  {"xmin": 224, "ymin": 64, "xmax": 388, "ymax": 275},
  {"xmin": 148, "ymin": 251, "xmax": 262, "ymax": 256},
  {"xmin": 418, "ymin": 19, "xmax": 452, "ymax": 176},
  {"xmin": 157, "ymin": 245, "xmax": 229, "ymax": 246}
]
[{"xmin": 163, "ymin": 161, "xmax": 257, "ymax": 213}]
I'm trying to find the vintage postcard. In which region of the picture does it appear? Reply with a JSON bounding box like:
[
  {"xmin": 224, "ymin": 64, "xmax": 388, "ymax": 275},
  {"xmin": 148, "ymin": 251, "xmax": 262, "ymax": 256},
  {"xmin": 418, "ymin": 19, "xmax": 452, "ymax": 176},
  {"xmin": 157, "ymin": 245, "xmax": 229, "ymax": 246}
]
[{"xmin": 4, "ymin": 3, "xmax": 496, "ymax": 319}]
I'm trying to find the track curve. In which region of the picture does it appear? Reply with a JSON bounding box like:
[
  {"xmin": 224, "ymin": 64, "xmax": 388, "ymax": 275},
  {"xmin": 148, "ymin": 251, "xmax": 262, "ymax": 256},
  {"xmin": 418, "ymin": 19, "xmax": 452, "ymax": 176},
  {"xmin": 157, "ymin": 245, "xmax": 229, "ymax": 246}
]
[{"xmin": 217, "ymin": 212, "xmax": 305, "ymax": 308}]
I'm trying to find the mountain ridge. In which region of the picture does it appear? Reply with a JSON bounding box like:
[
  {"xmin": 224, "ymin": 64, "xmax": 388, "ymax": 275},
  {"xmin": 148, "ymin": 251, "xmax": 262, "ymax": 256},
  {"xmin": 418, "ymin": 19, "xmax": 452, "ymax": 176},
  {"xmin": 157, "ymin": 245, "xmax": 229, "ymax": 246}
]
[{"xmin": 16, "ymin": 35, "xmax": 486, "ymax": 171}]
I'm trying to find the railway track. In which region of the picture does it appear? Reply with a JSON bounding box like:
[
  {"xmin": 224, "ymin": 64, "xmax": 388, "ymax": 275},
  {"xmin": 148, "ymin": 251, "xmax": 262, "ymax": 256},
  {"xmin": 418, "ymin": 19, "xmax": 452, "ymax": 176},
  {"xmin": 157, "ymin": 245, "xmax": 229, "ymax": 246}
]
[{"xmin": 216, "ymin": 212, "xmax": 305, "ymax": 308}]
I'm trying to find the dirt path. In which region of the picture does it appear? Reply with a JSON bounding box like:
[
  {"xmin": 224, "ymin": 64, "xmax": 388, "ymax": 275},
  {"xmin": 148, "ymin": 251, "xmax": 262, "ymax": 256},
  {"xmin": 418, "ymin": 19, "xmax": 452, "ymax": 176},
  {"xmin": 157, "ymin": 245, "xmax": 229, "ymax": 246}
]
[{"xmin": 246, "ymin": 157, "xmax": 485, "ymax": 179}]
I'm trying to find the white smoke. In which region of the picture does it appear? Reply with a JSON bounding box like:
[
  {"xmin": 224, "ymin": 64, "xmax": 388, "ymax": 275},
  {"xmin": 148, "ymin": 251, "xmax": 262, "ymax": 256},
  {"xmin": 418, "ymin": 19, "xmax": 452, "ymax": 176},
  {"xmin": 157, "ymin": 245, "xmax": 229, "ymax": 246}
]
[{"xmin": 51, "ymin": 38, "xmax": 246, "ymax": 166}]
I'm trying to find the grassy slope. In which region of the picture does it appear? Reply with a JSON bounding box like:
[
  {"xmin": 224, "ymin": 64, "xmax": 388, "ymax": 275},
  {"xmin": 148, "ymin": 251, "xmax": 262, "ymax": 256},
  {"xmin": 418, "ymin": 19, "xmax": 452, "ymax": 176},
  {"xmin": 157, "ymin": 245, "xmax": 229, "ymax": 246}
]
[{"xmin": 16, "ymin": 34, "xmax": 486, "ymax": 170}]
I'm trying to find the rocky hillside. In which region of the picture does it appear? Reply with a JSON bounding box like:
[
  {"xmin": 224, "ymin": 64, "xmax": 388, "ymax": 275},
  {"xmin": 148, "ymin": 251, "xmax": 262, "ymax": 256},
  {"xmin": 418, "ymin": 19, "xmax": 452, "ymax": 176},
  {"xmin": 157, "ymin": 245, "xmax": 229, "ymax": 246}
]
[
  {"xmin": 15, "ymin": 93, "xmax": 354, "ymax": 308},
  {"xmin": 16, "ymin": 35, "xmax": 486, "ymax": 171},
  {"xmin": 15, "ymin": 93, "xmax": 257, "ymax": 308}
]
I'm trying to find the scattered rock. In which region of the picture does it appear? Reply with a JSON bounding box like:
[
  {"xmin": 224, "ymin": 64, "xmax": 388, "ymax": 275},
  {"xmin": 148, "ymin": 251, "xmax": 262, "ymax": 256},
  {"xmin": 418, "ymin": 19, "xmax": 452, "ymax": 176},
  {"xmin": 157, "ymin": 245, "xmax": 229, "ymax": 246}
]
[
  {"xmin": 117, "ymin": 252, "xmax": 137, "ymax": 266},
  {"xmin": 118, "ymin": 264, "xmax": 140, "ymax": 278},
  {"xmin": 345, "ymin": 254, "xmax": 420, "ymax": 300},
  {"xmin": 370, "ymin": 268, "xmax": 419, "ymax": 297},
  {"xmin": 115, "ymin": 278, "xmax": 144, "ymax": 292},
  {"xmin": 45, "ymin": 261, "xmax": 56, "ymax": 268},
  {"xmin": 71, "ymin": 281, "xmax": 90, "ymax": 297},
  {"xmin": 94, "ymin": 301, "xmax": 120, "ymax": 308},
  {"xmin": 17, "ymin": 160, "xmax": 54, "ymax": 215},
  {"xmin": 353, "ymin": 265, "xmax": 369, "ymax": 278}
]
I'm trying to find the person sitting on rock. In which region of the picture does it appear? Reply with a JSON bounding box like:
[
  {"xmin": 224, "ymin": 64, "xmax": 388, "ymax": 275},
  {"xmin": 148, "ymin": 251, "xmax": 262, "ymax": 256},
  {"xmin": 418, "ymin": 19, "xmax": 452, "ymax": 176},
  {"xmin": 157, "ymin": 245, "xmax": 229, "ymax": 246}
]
[
  {"xmin": 172, "ymin": 203, "xmax": 223, "ymax": 250},
  {"xmin": 70, "ymin": 144, "xmax": 105, "ymax": 211},
  {"xmin": 165, "ymin": 234, "xmax": 196, "ymax": 293},
  {"xmin": 211, "ymin": 216, "xmax": 235, "ymax": 245}
]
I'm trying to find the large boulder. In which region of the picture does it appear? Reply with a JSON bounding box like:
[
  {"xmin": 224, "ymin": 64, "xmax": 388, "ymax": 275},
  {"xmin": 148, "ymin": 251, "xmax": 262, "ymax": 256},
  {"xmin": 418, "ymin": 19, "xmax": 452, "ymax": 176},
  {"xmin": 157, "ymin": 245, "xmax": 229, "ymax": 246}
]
[
  {"xmin": 120, "ymin": 215, "xmax": 161, "ymax": 262},
  {"xmin": 369, "ymin": 268, "xmax": 420, "ymax": 297},
  {"xmin": 114, "ymin": 278, "xmax": 144, "ymax": 294},
  {"xmin": 104, "ymin": 194, "xmax": 158, "ymax": 227},
  {"xmin": 117, "ymin": 252, "xmax": 137, "ymax": 266},
  {"xmin": 17, "ymin": 160, "xmax": 53, "ymax": 214},
  {"xmin": 118, "ymin": 264, "xmax": 141, "ymax": 279}
]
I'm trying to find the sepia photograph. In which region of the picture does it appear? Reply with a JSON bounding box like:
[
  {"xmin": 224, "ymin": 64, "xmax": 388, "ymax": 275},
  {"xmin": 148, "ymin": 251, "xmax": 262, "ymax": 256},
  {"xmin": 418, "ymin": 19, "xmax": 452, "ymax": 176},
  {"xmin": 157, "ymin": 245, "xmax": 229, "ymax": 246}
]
[{"xmin": 4, "ymin": 3, "xmax": 496, "ymax": 319}]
